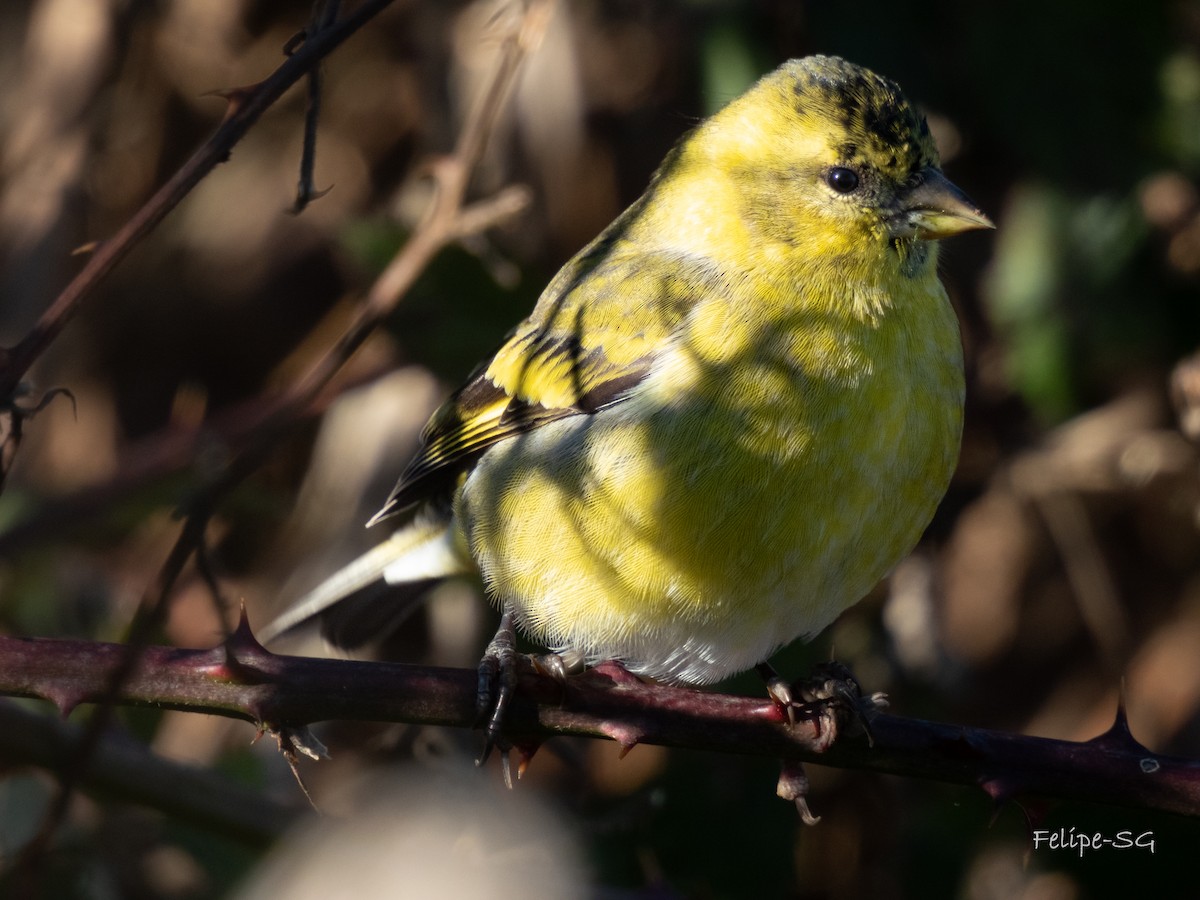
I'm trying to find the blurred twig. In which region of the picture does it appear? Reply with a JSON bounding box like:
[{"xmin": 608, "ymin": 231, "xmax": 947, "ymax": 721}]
[
  {"xmin": 7, "ymin": 0, "xmax": 542, "ymax": 877},
  {"xmin": 289, "ymin": 0, "xmax": 342, "ymax": 213},
  {"xmin": 0, "ymin": 700, "xmax": 300, "ymax": 847},
  {"xmin": 0, "ymin": 0, "xmax": 397, "ymax": 403},
  {"xmin": 1030, "ymin": 490, "xmax": 1127, "ymax": 671},
  {"xmin": 0, "ymin": 386, "xmax": 74, "ymax": 494},
  {"xmin": 291, "ymin": 1, "xmax": 548, "ymax": 399},
  {"xmin": 1005, "ymin": 389, "xmax": 1196, "ymax": 672},
  {"xmin": 1, "ymin": 626, "xmax": 1197, "ymax": 819},
  {"xmin": 15, "ymin": 507, "xmax": 212, "ymax": 885},
  {"xmin": 0, "ymin": 361, "xmax": 385, "ymax": 556}
]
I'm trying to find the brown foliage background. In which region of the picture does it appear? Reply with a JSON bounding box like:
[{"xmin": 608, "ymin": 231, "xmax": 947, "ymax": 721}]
[{"xmin": 2, "ymin": 0, "xmax": 1200, "ymax": 897}]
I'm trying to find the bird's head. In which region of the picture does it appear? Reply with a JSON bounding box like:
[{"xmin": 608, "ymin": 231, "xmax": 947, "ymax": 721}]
[{"xmin": 693, "ymin": 55, "xmax": 992, "ymax": 266}]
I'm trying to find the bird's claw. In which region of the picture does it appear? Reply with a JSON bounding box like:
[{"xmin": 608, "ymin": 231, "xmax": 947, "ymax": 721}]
[
  {"xmin": 763, "ymin": 661, "xmax": 886, "ymax": 822},
  {"xmin": 777, "ymin": 759, "xmax": 821, "ymax": 825},
  {"xmin": 756, "ymin": 662, "xmax": 798, "ymax": 725},
  {"xmin": 797, "ymin": 660, "xmax": 887, "ymax": 747},
  {"xmin": 531, "ymin": 647, "xmax": 585, "ymax": 680},
  {"xmin": 476, "ymin": 614, "xmax": 584, "ymax": 768},
  {"xmin": 761, "ymin": 660, "xmax": 887, "ymax": 748},
  {"xmin": 476, "ymin": 609, "xmax": 518, "ymax": 765}
]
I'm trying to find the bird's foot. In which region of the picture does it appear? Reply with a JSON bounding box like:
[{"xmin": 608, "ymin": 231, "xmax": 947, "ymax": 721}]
[
  {"xmin": 759, "ymin": 660, "xmax": 888, "ymax": 748},
  {"xmin": 476, "ymin": 608, "xmax": 518, "ymax": 765},
  {"xmin": 476, "ymin": 617, "xmax": 587, "ymax": 767},
  {"xmin": 761, "ymin": 660, "xmax": 887, "ymax": 824},
  {"xmin": 799, "ymin": 660, "xmax": 888, "ymax": 747}
]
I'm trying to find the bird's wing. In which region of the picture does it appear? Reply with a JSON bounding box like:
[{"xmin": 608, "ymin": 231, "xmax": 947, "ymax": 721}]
[{"xmin": 369, "ymin": 246, "xmax": 718, "ymax": 522}]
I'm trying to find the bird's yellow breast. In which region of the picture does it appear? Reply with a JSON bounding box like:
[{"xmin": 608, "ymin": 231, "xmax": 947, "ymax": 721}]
[{"xmin": 456, "ymin": 258, "xmax": 963, "ymax": 684}]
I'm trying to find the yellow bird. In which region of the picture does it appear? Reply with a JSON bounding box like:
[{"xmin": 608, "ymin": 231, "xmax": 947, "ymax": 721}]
[{"xmin": 265, "ymin": 56, "xmax": 990, "ymax": 707}]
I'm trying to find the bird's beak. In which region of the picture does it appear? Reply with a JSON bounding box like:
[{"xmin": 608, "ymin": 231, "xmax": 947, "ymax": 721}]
[{"xmin": 892, "ymin": 167, "xmax": 993, "ymax": 240}]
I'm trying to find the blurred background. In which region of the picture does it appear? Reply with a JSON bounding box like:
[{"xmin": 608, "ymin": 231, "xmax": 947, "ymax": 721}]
[{"xmin": 2, "ymin": 0, "xmax": 1200, "ymax": 896}]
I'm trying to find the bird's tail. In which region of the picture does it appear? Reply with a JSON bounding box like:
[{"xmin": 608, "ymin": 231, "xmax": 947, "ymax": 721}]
[{"xmin": 259, "ymin": 517, "xmax": 470, "ymax": 648}]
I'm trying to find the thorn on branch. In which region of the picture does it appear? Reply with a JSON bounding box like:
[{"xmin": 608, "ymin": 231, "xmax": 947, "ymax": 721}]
[
  {"xmin": 512, "ymin": 742, "xmax": 540, "ymax": 782},
  {"xmin": 206, "ymin": 84, "xmax": 267, "ymax": 124},
  {"xmin": 494, "ymin": 742, "xmax": 554, "ymax": 789},
  {"xmin": 1088, "ymin": 692, "xmax": 1156, "ymax": 757},
  {"xmin": 289, "ymin": 62, "xmax": 329, "ymax": 214},
  {"xmin": 599, "ymin": 722, "xmax": 645, "ymax": 757},
  {"xmin": 219, "ymin": 610, "xmax": 277, "ymax": 691},
  {"xmin": 282, "ymin": 29, "xmax": 308, "ymax": 57},
  {"xmin": 290, "ymin": 184, "xmax": 334, "ymax": 215},
  {"xmin": 41, "ymin": 683, "xmax": 88, "ymax": 720}
]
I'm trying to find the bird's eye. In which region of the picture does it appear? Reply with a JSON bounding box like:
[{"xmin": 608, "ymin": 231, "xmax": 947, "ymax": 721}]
[{"xmin": 826, "ymin": 167, "xmax": 860, "ymax": 194}]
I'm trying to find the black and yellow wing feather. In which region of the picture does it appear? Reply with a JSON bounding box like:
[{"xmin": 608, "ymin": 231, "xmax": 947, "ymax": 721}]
[{"xmin": 369, "ymin": 243, "xmax": 723, "ymax": 523}]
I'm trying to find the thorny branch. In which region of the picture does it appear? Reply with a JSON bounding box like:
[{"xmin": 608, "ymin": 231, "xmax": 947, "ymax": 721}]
[{"xmin": 2, "ymin": 624, "xmax": 1198, "ymax": 820}]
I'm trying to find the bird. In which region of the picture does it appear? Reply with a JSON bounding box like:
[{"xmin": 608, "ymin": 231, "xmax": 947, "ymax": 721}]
[{"xmin": 263, "ymin": 55, "xmax": 991, "ymax": 725}]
